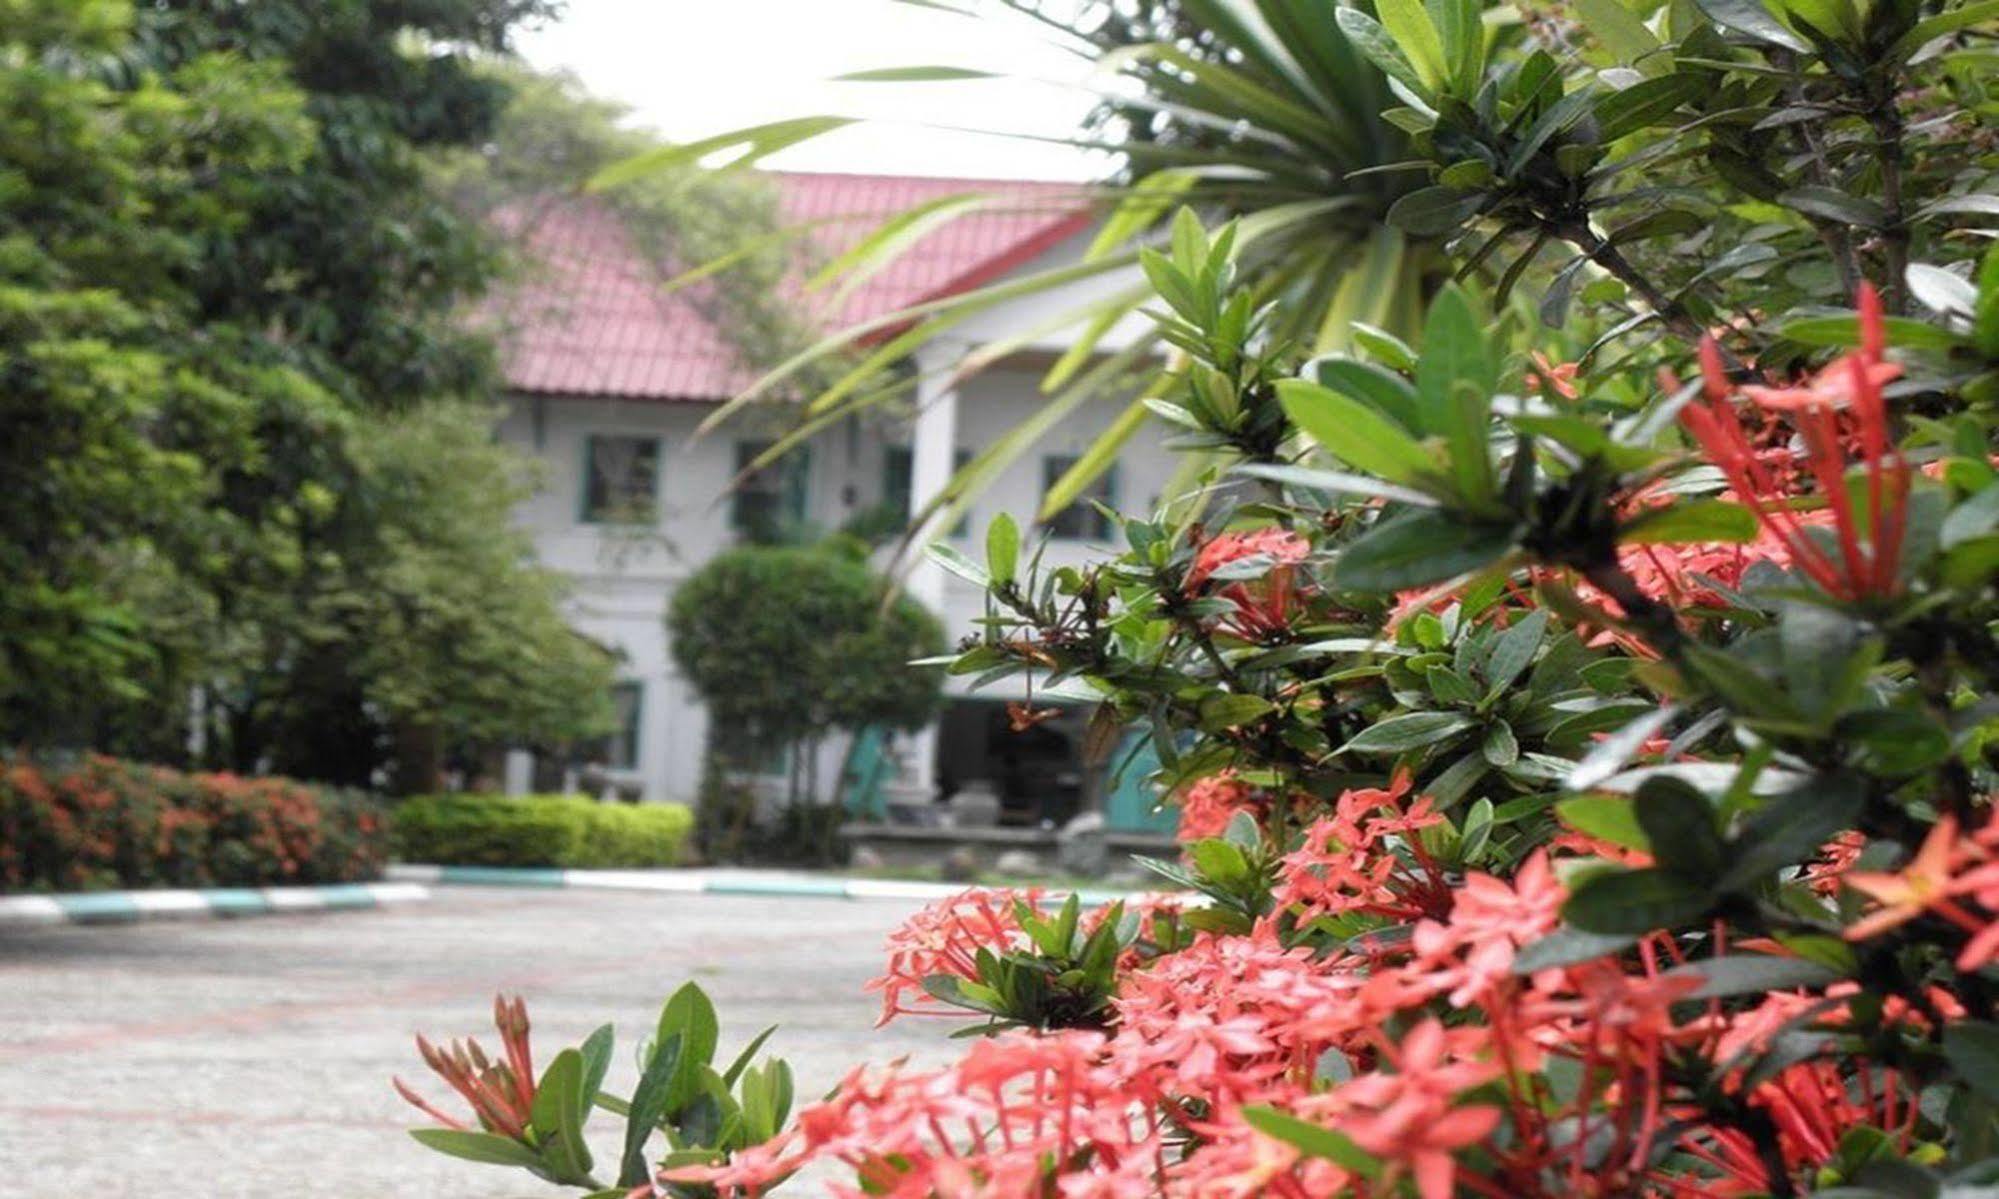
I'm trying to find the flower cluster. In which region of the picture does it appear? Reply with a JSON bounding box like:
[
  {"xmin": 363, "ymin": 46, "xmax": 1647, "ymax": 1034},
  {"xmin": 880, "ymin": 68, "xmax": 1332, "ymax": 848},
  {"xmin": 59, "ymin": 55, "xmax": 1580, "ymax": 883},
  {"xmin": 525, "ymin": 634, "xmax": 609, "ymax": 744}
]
[
  {"xmin": 395, "ymin": 995, "xmax": 541, "ymax": 1141},
  {"xmin": 0, "ymin": 754, "xmax": 386, "ymax": 892},
  {"xmin": 1183, "ymin": 527, "xmax": 1311, "ymax": 641},
  {"xmin": 1678, "ymin": 283, "xmax": 1911, "ymax": 604},
  {"xmin": 685, "ymin": 757, "xmax": 1990, "ymax": 1199}
]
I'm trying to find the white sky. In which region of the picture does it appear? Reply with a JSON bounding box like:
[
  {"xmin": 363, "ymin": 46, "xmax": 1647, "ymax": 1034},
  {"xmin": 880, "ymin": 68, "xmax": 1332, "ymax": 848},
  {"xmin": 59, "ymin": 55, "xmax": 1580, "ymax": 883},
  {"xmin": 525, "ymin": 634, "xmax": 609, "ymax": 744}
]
[{"xmin": 517, "ymin": 0, "xmax": 1106, "ymax": 180}]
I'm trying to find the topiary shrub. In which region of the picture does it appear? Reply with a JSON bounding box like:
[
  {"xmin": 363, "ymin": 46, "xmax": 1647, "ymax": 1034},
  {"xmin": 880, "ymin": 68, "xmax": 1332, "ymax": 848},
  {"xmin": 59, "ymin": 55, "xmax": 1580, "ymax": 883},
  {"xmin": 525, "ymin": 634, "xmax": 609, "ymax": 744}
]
[
  {"xmin": 391, "ymin": 794, "xmax": 693, "ymax": 869},
  {"xmin": 0, "ymin": 754, "xmax": 387, "ymax": 892}
]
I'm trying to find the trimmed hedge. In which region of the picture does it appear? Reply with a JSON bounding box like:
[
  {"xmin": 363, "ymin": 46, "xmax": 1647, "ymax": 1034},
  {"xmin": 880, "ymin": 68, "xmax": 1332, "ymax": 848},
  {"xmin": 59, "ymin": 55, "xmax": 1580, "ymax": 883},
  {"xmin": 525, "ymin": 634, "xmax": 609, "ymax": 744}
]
[
  {"xmin": 0, "ymin": 754, "xmax": 388, "ymax": 893},
  {"xmin": 392, "ymin": 794, "xmax": 693, "ymax": 869}
]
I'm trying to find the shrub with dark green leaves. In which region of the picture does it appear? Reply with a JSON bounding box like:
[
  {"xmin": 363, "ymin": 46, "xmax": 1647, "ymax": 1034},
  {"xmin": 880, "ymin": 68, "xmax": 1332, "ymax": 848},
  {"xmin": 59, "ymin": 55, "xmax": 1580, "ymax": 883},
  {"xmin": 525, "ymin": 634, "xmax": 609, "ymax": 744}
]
[
  {"xmin": 392, "ymin": 794, "xmax": 693, "ymax": 869},
  {"xmin": 0, "ymin": 754, "xmax": 387, "ymax": 892}
]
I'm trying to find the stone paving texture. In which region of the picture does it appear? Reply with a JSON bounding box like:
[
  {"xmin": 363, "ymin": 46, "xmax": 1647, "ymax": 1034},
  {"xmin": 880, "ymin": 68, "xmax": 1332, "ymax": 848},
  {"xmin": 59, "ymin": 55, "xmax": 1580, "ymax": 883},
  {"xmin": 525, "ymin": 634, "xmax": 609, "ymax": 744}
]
[{"xmin": 0, "ymin": 886, "xmax": 955, "ymax": 1198}]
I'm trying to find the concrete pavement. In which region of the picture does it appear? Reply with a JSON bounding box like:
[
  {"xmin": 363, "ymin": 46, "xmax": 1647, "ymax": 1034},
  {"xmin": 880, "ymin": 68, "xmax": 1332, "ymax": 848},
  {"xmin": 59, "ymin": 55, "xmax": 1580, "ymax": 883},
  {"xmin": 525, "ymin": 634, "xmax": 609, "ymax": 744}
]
[{"xmin": 0, "ymin": 886, "xmax": 956, "ymax": 1198}]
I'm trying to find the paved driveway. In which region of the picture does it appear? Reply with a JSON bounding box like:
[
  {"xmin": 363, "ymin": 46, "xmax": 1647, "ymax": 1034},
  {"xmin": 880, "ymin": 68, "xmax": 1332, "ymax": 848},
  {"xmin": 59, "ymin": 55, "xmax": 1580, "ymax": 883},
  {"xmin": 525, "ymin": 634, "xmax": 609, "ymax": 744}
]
[{"xmin": 0, "ymin": 888, "xmax": 954, "ymax": 1198}]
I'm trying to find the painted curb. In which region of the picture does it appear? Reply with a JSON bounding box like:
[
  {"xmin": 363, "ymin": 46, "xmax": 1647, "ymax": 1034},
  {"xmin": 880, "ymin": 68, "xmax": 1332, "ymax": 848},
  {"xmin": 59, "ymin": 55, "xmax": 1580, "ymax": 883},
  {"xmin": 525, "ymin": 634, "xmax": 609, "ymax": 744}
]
[
  {"xmin": 0, "ymin": 881, "xmax": 429, "ymax": 927},
  {"xmin": 387, "ymin": 864, "xmax": 1146, "ymax": 908}
]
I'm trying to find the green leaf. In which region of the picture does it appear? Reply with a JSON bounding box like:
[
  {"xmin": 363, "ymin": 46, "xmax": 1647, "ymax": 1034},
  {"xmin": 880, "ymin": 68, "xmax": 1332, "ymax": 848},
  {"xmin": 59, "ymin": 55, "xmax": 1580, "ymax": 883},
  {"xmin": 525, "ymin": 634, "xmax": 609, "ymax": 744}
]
[
  {"xmin": 1190, "ymin": 838, "xmax": 1252, "ymax": 888},
  {"xmin": 1684, "ymin": 645, "xmax": 1803, "ymax": 723},
  {"xmin": 1241, "ymin": 1107, "xmax": 1382, "ymax": 1175},
  {"xmin": 1336, "ymin": 510, "xmax": 1515, "ymax": 591},
  {"xmin": 1634, "ymin": 776, "xmax": 1725, "ymax": 877},
  {"xmin": 1512, "ymin": 926, "xmax": 1639, "ymax": 973},
  {"xmin": 1375, "ymin": 0, "xmax": 1450, "ymax": 89},
  {"xmin": 1564, "ymin": 867, "xmax": 1713, "ymax": 934},
  {"xmin": 834, "ymin": 66, "xmax": 1000, "ymax": 82},
  {"xmin": 1277, "ymin": 379, "xmax": 1436, "ymax": 485},
  {"xmin": 1593, "ymin": 74, "xmax": 1703, "ymax": 142},
  {"xmin": 1667, "ymin": 954, "xmax": 1842, "ymax": 998},
  {"xmin": 1717, "ymin": 772, "xmax": 1865, "ymax": 891},
  {"xmin": 1235, "ymin": 462, "xmax": 1440, "ymax": 507},
  {"xmin": 1481, "ymin": 720, "xmax": 1520, "ymax": 766},
  {"xmin": 1386, "ymin": 187, "xmax": 1487, "ymax": 236},
  {"xmin": 1483, "ymin": 609, "xmax": 1550, "ymax": 698},
  {"xmin": 1339, "ymin": 710, "xmax": 1477, "ymax": 754},
  {"xmin": 1887, "ymin": 0, "xmax": 1999, "ymax": 62},
  {"xmin": 1694, "ymin": 0, "xmax": 1810, "ymax": 50},
  {"xmin": 1781, "ymin": 312, "xmax": 1964, "ymax": 351},
  {"xmin": 1557, "ymin": 794, "xmax": 1651, "ymax": 850},
  {"xmin": 530, "ymin": 1048, "xmax": 594, "ymax": 1183},
  {"xmin": 579, "ymin": 1024, "xmax": 615, "ymax": 1111},
  {"xmin": 925, "ymin": 542, "xmax": 990, "ymax": 587},
  {"xmin": 1200, "ymin": 693, "xmax": 1277, "ymax": 731},
  {"xmin": 1348, "ymin": 323, "xmax": 1417, "ymax": 372},
  {"xmin": 986, "ymin": 513, "xmax": 1020, "ymax": 586},
  {"xmin": 1567, "ymin": 705, "xmax": 1679, "ymax": 791},
  {"xmin": 1334, "ymin": 7, "xmax": 1430, "ymax": 95},
  {"xmin": 1571, "ymin": 0, "xmax": 1664, "ymax": 66},
  {"xmin": 589, "ymin": 117, "xmax": 858, "ymax": 190},
  {"xmin": 1619, "ymin": 500, "xmax": 1758, "ymax": 545},
  {"xmin": 1943, "ymin": 482, "xmax": 1999, "ymax": 549},
  {"xmin": 1415, "ymin": 287, "xmax": 1497, "ymax": 502},
  {"xmin": 1307, "ymin": 357, "xmax": 1423, "ymax": 431},
  {"xmin": 721, "ymin": 1026, "xmax": 780, "ymax": 1089},
  {"xmin": 658, "ymin": 983, "xmax": 721, "ymax": 1118},
  {"xmin": 408, "ymin": 1128, "xmax": 542, "ymax": 1169},
  {"xmin": 1945, "ymin": 1022, "xmax": 1999, "ymax": 1106},
  {"xmin": 1781, "ymin": 186, "xmax": 1890, "ymax": 229},
  {"xmin": 620, "ymin": 1034, "xmax": 682, "ymax": 1188}
]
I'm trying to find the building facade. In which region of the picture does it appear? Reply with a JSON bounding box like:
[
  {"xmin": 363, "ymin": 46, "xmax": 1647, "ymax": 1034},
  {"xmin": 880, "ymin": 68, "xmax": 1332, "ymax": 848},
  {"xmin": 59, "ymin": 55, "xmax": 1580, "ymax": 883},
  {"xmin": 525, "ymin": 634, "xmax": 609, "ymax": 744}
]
[{"xmin": 492, "ymin": 174, "xmax": 1173, "ymax": 822}]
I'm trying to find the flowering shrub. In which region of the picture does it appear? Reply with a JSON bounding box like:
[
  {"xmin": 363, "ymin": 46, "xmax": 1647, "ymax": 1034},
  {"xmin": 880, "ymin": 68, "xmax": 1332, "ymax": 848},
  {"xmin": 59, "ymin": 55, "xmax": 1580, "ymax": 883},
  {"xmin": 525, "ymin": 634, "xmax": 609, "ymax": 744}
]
[
  {"xmin": 404, "ymin": 1, "xmax": 1999, "ymax": 1195},
  {"xmin": 0, "ymin": 754, "xmax": 386, "ymax": 891}
]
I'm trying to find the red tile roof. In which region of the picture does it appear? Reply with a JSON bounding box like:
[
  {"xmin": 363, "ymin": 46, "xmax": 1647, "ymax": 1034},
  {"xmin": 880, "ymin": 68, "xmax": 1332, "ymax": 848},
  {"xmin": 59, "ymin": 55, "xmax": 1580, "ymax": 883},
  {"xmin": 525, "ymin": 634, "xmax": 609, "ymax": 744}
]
[{"xmin": 493, "ymin": 172, "xmax": 1094, "ymax": 402}]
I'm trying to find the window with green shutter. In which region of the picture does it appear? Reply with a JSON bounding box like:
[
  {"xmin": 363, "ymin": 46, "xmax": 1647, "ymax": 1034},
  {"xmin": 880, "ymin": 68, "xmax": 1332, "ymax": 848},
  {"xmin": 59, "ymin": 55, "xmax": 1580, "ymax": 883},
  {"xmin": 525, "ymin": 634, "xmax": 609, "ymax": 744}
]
[{"xmin": 1040, "ymin": 454, "xmax": 1117, "ymax": 541}]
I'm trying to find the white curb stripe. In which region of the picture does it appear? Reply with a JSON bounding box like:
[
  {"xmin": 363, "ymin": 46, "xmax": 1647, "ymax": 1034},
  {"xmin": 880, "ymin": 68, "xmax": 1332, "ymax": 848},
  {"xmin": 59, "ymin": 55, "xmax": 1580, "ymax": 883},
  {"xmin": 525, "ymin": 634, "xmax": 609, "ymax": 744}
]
[
  {"xmin": 127, "ymin": 891, "xmax": 210, "ymax": 918},
  {"xmin": 0, "ymin": 896, "xmax": 65, "ymax": 924}
]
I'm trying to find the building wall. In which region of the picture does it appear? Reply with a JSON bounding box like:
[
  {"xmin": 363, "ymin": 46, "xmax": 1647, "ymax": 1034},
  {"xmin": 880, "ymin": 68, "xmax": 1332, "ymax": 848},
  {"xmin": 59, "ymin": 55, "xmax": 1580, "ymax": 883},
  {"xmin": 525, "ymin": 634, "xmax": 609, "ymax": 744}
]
[{"xmin": 498, "ymin": 363, "xmax": 1176, "ymax": 805}]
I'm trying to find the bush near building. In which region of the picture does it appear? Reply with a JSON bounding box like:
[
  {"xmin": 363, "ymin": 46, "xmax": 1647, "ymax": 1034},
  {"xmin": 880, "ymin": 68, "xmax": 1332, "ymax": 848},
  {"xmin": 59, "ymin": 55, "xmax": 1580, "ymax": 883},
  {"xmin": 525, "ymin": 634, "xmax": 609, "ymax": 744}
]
[
  {"xmin": 392, "ymin": 794, "xmax": 694, "ymax": 869},
  {"xmin": 0, "ymin": 755, "xmax": 388, "ymax": 893}
]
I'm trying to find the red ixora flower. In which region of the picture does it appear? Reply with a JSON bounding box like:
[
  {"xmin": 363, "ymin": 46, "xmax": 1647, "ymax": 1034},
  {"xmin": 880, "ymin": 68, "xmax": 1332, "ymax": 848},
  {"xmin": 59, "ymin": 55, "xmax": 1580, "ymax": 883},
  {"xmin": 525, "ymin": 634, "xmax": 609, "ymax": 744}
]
[
  {"xmin": 864, "ymin": 888, "xmax": 1032, "ymax": 1025},
  {"xmin": 1185, "ymin": 527, "xmax": 1312, "ymax": 640},
  {"xmin": 395, "ymin": 994, "xmax": 539, "ymax": 1142},
  {"xmin": 1677, "ymin": 282, "xmax": 1910, "ymax": 602}
]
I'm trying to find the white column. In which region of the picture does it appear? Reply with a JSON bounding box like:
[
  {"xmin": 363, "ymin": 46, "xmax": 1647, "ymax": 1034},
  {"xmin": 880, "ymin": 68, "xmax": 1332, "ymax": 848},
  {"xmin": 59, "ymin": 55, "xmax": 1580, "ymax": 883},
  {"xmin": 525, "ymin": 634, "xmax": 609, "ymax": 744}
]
[
  {"xmin": 894, "ymin": 339, "xmax": 967, "ymax": 807},
  {"xmin": 906, "ymin": 339, "xmax": 965, "ymax": 614},
  {"xmin": 503, "ymin": 749, "xmax": 533, "ymax": 796}
]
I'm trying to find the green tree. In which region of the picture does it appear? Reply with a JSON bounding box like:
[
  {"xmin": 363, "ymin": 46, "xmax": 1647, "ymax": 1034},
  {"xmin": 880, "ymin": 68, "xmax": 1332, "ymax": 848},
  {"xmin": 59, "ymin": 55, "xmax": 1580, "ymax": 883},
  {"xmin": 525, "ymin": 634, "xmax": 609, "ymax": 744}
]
[
  {"xmin": 0, "ymin": 0, "xmax": 329, "ymax": 743},
  {"xmin": 0, "ymin": 1, "xmax": 617, "ymax": 789},
  {"xmin": 667, "ymin": 543, "xmax": 947, "ymax": 822}
]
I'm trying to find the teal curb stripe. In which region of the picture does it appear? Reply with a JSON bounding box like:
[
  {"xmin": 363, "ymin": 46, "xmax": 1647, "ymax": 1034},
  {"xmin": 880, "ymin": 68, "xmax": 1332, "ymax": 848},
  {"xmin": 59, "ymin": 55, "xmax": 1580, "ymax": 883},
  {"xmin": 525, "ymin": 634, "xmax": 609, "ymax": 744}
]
[
  {"xmin": 59, "ymin": 893, "xmax": 141, "ymax": 923},
  {"xmin": 317, "ymin": 883, "xmax": 378, "ymax": 909},
  {"xmin": 202, "ymin": 889, "xmax": 267, "ymax": 916},
  {"xmin": 2, "ymin": 882, "xmax": 427, "ymax": 928},
  {"xmin": 439, "ymin": 866, "xmax": 566, "ymax": 887}
]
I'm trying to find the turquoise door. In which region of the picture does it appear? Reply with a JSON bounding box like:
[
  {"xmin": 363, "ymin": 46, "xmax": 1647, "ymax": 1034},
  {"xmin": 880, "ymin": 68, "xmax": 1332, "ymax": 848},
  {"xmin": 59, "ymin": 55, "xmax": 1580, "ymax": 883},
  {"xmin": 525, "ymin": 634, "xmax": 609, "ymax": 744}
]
[
  {"xmin": 840, "ymin": 727, "xmax": 891, "ymax": 820},
  {"xmin": 1101, "ymin": 730, "xmax": 1179, "ymax": 835}
]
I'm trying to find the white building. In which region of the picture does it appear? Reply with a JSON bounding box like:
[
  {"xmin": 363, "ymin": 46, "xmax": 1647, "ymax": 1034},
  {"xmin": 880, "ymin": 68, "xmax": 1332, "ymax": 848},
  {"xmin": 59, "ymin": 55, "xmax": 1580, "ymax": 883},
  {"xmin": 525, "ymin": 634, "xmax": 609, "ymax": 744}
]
[{"xmin": 490, "ymin": 173, "xmax": 1177, "ymax": 828}]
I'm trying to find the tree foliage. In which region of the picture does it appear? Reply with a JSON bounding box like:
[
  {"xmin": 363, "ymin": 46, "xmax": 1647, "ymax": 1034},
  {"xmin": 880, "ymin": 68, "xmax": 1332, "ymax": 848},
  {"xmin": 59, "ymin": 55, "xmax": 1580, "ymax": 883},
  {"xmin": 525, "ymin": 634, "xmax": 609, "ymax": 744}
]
[
  {"xmin": 0, "ymin": 0, "xmax": 615, "ymax": 789},
  {"xmin": 667, "ymin": 544, "xmax": 947, "ymax": 773}
]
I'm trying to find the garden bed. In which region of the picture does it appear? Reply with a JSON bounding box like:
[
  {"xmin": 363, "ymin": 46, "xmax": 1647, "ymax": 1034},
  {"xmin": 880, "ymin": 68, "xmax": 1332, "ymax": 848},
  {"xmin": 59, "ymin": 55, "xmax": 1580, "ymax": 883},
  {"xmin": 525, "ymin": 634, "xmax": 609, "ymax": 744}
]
[{"xmin": 0, "ymin": 754, "xmax": 387, "ymax": 893}]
